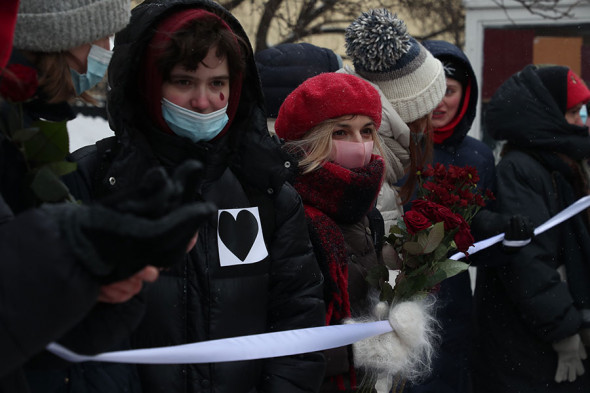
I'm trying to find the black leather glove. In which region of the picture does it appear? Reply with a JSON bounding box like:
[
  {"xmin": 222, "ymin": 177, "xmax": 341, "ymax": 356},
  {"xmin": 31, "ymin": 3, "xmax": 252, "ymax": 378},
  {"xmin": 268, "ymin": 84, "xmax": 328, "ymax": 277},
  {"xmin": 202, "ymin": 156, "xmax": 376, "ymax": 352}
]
[
  {"xmin": 42, "ymin": 160, "xmax": 216, "ymax": 284},
  {"xmin": 99, "ymin": 160, "xmax": 203, "ymax": 218},
  {"xmin": 501, "ymin": 214, "xmax": 535, "ymax": 253}
]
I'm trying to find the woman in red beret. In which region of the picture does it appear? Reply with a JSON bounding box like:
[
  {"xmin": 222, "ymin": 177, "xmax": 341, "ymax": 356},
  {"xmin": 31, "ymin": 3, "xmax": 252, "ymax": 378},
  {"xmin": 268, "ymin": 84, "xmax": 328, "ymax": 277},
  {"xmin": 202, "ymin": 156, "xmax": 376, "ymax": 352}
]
[{"xmin": 275, "ymin": 72, "xmax": 386, "ymax": 392}]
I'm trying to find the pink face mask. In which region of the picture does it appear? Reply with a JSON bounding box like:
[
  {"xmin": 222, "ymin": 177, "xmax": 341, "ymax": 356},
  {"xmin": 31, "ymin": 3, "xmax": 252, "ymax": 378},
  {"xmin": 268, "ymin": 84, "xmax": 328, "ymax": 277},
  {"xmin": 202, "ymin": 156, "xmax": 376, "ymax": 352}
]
[{"xmin": 330, "ymin": 140, "xmax": 374, "ymax": 169}]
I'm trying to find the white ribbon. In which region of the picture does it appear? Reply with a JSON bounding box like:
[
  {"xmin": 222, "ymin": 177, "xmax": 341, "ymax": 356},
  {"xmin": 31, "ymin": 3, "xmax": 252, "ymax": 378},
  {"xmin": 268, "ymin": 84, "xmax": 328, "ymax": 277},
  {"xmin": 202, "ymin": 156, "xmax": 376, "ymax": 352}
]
[
  {"xmin": 48, "ymin": 321, "xmax": 392, "ymax": 364},
  {"xmin": 48, "ymin": 195, "xmax": 590, "ymax": 364},
  {"xmin": 449, "ymin": 195, "xmax": 590, "ymax": 261}
]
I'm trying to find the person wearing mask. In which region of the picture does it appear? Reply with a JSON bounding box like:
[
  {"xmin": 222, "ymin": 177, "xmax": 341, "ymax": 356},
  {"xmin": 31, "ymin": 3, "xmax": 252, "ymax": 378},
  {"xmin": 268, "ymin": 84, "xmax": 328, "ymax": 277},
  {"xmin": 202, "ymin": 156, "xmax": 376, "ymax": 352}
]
[
  {"xmin": 61, "ymin": 1, "xmax": 326, "ymax": 392},
  {"xmin": 0, "ymin": 1, "xmax": 214, "ymax": 392},
  {"xmin": 473, "ymin": 65, "xmax": 590, "ymax": 392},
  {"xmin": 340, "ymin": 9, "xmax": 444, "ymax": 234},
  {"xmin": 275, "ymin": 72, "xmax": 433, "ymax": 392}
]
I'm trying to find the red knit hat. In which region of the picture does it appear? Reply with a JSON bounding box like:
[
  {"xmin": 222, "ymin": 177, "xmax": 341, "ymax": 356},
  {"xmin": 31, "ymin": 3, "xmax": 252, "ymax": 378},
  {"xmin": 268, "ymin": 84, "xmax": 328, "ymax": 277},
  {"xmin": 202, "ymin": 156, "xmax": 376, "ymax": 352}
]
[
  {"xmin": 275, "ymin": 72, "xmax": 382, "ymax": 141},
  {"xmin": 567, "ymin": 70, "xmax": 590, "ymax": 109}
]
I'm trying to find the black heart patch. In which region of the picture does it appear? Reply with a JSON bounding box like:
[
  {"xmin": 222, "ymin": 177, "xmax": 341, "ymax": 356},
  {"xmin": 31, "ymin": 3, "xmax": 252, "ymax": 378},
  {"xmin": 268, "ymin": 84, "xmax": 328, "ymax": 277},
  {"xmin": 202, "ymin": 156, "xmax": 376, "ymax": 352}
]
[{"xmin": 218, "ymin": 210, "xmax": 259, "ymax": 261}]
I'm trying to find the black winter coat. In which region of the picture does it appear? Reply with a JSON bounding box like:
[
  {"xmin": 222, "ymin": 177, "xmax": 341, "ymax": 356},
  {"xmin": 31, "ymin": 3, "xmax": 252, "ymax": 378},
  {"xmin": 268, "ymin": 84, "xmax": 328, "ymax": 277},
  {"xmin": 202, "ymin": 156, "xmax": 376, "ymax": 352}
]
[
  {"xmin": 62, "ymin": 1, "xmax": 326, "ymax": 392},
  {"xmin": 0, "ymin": 58, "xmax": 144, "ymax": 393},
  {"xmin": 473, "ymin": 65, "xmax": 590, "ymax": 392}
]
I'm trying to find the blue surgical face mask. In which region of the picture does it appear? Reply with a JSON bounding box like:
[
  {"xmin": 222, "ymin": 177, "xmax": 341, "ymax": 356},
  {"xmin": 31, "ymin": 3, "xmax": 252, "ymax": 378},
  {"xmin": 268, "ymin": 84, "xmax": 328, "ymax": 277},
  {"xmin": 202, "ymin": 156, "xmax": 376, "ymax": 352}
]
[
  {"xmin": 70, "ymin": 45, "xmax": 113, "ymax": 95},
  {"xmin": 161, "ymin": 98, "xmax": 229, "ymax": 143},
  {"xmin": 580, "ymin": 105, "xmax": 588, "ymax": 125}
]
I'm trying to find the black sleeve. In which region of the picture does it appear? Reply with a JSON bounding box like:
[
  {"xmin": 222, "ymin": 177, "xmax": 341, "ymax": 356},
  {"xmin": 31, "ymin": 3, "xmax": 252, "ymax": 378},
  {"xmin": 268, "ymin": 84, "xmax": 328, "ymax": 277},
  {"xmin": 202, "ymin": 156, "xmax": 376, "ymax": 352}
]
[{"xmin": 0, "ymin": 207, "xmax": 100, "ymax": 377}]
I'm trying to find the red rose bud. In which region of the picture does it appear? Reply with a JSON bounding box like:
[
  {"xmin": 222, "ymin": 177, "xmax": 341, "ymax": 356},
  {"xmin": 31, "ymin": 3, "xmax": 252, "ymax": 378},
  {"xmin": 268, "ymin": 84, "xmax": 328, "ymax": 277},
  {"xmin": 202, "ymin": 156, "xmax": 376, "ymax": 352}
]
[
  {"xmin": 403, "ymin": 210, "xmax": 432, "ymax": 235},
  {"xmin": 0, "ymin": 64, "xmax": 38, "ymax": 102},
  {"xmin": 454, "ymin": 219, "xmax": 474, "ymax": 254}
]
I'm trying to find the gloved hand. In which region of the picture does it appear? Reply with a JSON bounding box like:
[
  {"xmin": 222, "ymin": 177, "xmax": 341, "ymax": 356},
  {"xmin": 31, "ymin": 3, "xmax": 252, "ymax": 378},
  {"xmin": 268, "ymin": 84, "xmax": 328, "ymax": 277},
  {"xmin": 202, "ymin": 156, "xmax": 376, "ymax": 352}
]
[
  {"xmin": 552, "ymin": 333, "xmax": 587, "ymax": 383},
  {"xmin": 42, "ymin": 160, "xmax": 216, "ymax": 284},
  {"xmin": 501, "ymin": 214, "xmax": 535, "ymax": 253},
  {"xmin": 351, "ymin": 300, "xmax": 436, "ymax": 381},
  {"xmin": 99, "ymin": 160, "xmax": 203, "ymax": 218}
]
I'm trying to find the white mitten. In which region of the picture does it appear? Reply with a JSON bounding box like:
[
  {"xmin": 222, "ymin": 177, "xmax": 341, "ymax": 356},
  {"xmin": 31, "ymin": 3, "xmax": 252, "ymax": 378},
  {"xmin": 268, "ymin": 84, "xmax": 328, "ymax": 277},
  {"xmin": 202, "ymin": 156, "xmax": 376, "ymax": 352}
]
[
  {"xmin": 552, "ymin": 334, "xmax": 587, "ymax": 383},
  {"xmin": 352, "ymin": 300, "xmax": 436, "ymax": 382}
]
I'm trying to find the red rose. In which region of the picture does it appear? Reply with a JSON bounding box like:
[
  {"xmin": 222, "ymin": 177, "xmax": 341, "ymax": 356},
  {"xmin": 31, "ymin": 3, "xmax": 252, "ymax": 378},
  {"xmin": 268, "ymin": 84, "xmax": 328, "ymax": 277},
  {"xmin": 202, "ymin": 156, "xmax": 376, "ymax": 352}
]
[
  {"xmin": 403, "ymin": 210, "xmax": 432, "ymax": 235},
  {"xmin": 0, "ymin": 63, "xmax": 38, "ymax": 102},
  {"xmin": 454, "ymin": 219, "xmax": 474, "ymax": 254},
  {"xmin": 412, "ymin": 200, "xmax": 462, "ymax": 230}
]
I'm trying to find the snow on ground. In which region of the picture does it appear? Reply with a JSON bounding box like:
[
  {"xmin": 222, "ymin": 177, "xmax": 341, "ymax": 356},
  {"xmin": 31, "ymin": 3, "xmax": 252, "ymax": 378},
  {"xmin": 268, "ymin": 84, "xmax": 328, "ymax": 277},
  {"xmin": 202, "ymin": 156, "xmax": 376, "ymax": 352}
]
[{"xmin": 67, "ymin": 114, "xmax": 113, "ymax": 152}]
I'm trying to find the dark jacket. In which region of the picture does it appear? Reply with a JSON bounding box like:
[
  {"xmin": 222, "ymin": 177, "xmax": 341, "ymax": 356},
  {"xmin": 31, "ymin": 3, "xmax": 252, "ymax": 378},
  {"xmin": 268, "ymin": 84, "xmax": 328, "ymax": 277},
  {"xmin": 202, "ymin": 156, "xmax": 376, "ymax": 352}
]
[
  {"xmin": 63, "ymin": 1, "xmax": 325, "ymax": 392},
  {"xmin": 473, "ymin": 65, "xmax": 590, "ymax": 392},
  {"xmin": 404, "ymin": 40, "xmax": 495, "ymax": 393},
  {"xmin": 0, "ymin": 57, "xmax": 142, "ymax": 393}
]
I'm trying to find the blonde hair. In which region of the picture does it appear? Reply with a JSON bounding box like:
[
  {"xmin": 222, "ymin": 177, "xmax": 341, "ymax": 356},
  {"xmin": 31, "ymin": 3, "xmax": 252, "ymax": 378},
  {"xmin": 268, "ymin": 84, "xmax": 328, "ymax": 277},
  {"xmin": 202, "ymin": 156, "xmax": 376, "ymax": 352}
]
[
  {"xmin": 28, "ymin": 51, "xmax": 94, "ymax": 104},
  {"xmin": 284, "ymin": 115, "xmax": 384, "ymax": 175}
]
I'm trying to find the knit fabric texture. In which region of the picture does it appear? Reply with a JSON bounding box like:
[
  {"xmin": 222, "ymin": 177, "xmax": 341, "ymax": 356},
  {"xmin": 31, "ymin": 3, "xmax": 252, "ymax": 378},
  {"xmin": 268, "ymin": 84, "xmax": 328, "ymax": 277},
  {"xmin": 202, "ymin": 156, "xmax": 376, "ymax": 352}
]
[
  {"xmin": 275, "ymin": 72, "xmax": 382, "ymax": 142},
  {"xmin": 13, "ymin": 0, "xmax": 130, "ymax": 52},
  {"xmin": 345, "ymin": 9, "xmax": 445, "ymax": 123},
  {"xmin": 566, "ymin": 69, "xmax": 590, "ymax": 110},
  {"xmin": 294, "ymin": 157, "xmax": 385, "ymax": 325}
]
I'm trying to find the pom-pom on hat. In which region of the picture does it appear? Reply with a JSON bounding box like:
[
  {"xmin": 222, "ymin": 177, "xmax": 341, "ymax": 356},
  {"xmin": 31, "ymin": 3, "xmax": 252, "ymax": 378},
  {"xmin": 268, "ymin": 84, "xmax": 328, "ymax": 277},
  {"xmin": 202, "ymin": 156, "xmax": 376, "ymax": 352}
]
[
  {"xmin": 345, "ymin": 9, "xmax": 445, "ymax": 123},
  {"xmin": 13, "ymin": 0, "xmax": 131, "ymax": 52},
  {"xmin": 275, "ymin": 72, "xmax": 382, "ymax": 142}
]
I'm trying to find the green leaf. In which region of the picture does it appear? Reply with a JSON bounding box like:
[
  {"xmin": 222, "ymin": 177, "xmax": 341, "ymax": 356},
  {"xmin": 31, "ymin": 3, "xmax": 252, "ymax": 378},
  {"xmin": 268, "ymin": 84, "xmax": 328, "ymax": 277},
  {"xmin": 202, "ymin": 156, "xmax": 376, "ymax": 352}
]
[
  {"xmin": 403, "ymin": 241, "xmax": 424, "ymax": 255},
  {"xmin": 366, "ymin": 264, "xmax": 389, "ymax": 288},
  {"xmin": 23, "ymin": 120, "xmax": 69, "ymax": 165},
  {"xmin": 30, "ymin": 166, "xmax": 72, "ymax": 203},
  {"xmin": 422, "ymin": 222, "xmax": 444, "ymax": 253},
  {"xmin": 424, "ymin": 259, "xmax": 470, "ymax": 288},
  {"xmin": 433, "ymin": 242, "xmax": 449, "ymax": 261},
  {"xmin": 47, "ymin": 161, "xmax": 78, "ymax": 177},
  {"xmin": 11, "ymin": 127, "xmax": 40, "ymax": 143},
  {"xmin": 380, "ymin": 282, "xmax": 394, "ymax": 303}
]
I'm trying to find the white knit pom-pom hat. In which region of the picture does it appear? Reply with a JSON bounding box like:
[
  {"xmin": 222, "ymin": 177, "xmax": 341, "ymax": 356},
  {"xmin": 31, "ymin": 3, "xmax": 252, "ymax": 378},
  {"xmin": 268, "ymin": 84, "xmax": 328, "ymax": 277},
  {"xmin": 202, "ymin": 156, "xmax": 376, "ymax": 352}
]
[{"xmin": 345, "ymin": 9, "xmax": 445, "ymax": 123}]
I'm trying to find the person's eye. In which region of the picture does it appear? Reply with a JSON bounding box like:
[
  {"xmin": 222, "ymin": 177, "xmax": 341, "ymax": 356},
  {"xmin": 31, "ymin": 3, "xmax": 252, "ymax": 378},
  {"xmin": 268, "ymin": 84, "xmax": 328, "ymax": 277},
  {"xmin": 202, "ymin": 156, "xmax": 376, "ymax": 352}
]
[
  {"xmin": 332, "ymin": 130, "xmax": 345, "ymax": 137},
  {"xmin": 361, "ymin": 128, "xmax": 374, "ymax": 137},
  {"xmin": 211, "ymin": 80, "xmax": 226, "ymax": 89},
  {"xmin": 172, "ymin": 79, "xmax": 192, "ymax": 87}
]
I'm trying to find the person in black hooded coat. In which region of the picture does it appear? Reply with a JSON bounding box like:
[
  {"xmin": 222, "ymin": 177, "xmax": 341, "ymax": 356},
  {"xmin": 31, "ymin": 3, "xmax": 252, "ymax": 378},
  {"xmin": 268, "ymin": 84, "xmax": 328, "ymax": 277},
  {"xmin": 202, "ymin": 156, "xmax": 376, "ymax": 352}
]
[
  {"xmin": 473, "ymin": 65, "xmax": 590, "ymax": 392},
  {"xmin": 1, "ymin": 1, "xmax": 214, "ymax": 392},
  {"xmin": 61, "ymin": 1, "xmax": 326, "ymax": 392}
]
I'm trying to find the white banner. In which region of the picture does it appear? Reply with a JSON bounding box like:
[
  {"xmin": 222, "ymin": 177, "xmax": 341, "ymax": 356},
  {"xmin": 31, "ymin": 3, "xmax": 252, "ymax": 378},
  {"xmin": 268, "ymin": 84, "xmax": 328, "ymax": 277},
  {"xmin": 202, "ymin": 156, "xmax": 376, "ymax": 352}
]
[{"xmin": 48, "ymin": 195, "xmax": 590, "ymax": 364}]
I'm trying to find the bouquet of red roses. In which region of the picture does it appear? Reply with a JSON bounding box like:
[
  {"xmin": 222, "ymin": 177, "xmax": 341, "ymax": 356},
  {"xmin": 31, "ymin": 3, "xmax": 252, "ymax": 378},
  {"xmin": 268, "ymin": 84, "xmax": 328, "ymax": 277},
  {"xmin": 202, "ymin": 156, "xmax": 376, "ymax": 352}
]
[{"xmin": 368, "ymin": 163, "xmax": 494, "ymax": 303}]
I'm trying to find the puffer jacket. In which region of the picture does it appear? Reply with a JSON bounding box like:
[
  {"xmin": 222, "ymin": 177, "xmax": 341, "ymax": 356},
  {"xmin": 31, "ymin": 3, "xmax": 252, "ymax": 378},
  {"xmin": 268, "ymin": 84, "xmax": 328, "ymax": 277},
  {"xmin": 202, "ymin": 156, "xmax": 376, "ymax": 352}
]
[
  {"xmin": 473, "ymin": 65, "xmax": 590, "ymax": 392},
  {"xmin": 62, "ymin": 1, "xmax": 326, "ymax": 392}
]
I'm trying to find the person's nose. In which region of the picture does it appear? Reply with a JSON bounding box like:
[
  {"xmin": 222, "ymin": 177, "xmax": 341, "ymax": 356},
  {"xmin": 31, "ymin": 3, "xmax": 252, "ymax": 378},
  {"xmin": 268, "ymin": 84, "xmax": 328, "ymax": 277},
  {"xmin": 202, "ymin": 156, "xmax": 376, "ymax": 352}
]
[
  {"xmin": 350, "ymin": 131, "xmax": 364, "ymax": 143},
  {"xmin": 189, "ymin": 88, "xmax": 210, "ymax": 113}
]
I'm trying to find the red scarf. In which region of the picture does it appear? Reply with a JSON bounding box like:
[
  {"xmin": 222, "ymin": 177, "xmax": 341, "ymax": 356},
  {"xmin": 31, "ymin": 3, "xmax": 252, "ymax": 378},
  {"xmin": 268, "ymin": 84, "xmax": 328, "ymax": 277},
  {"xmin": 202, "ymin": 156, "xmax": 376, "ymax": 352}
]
[
  {"xmin": 294, "ymin": 156, "xmax": 384, "ymax": 325},
  {"xmin": 433, "ymin": 82, "xmax": 471, "ymax": 144}
]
